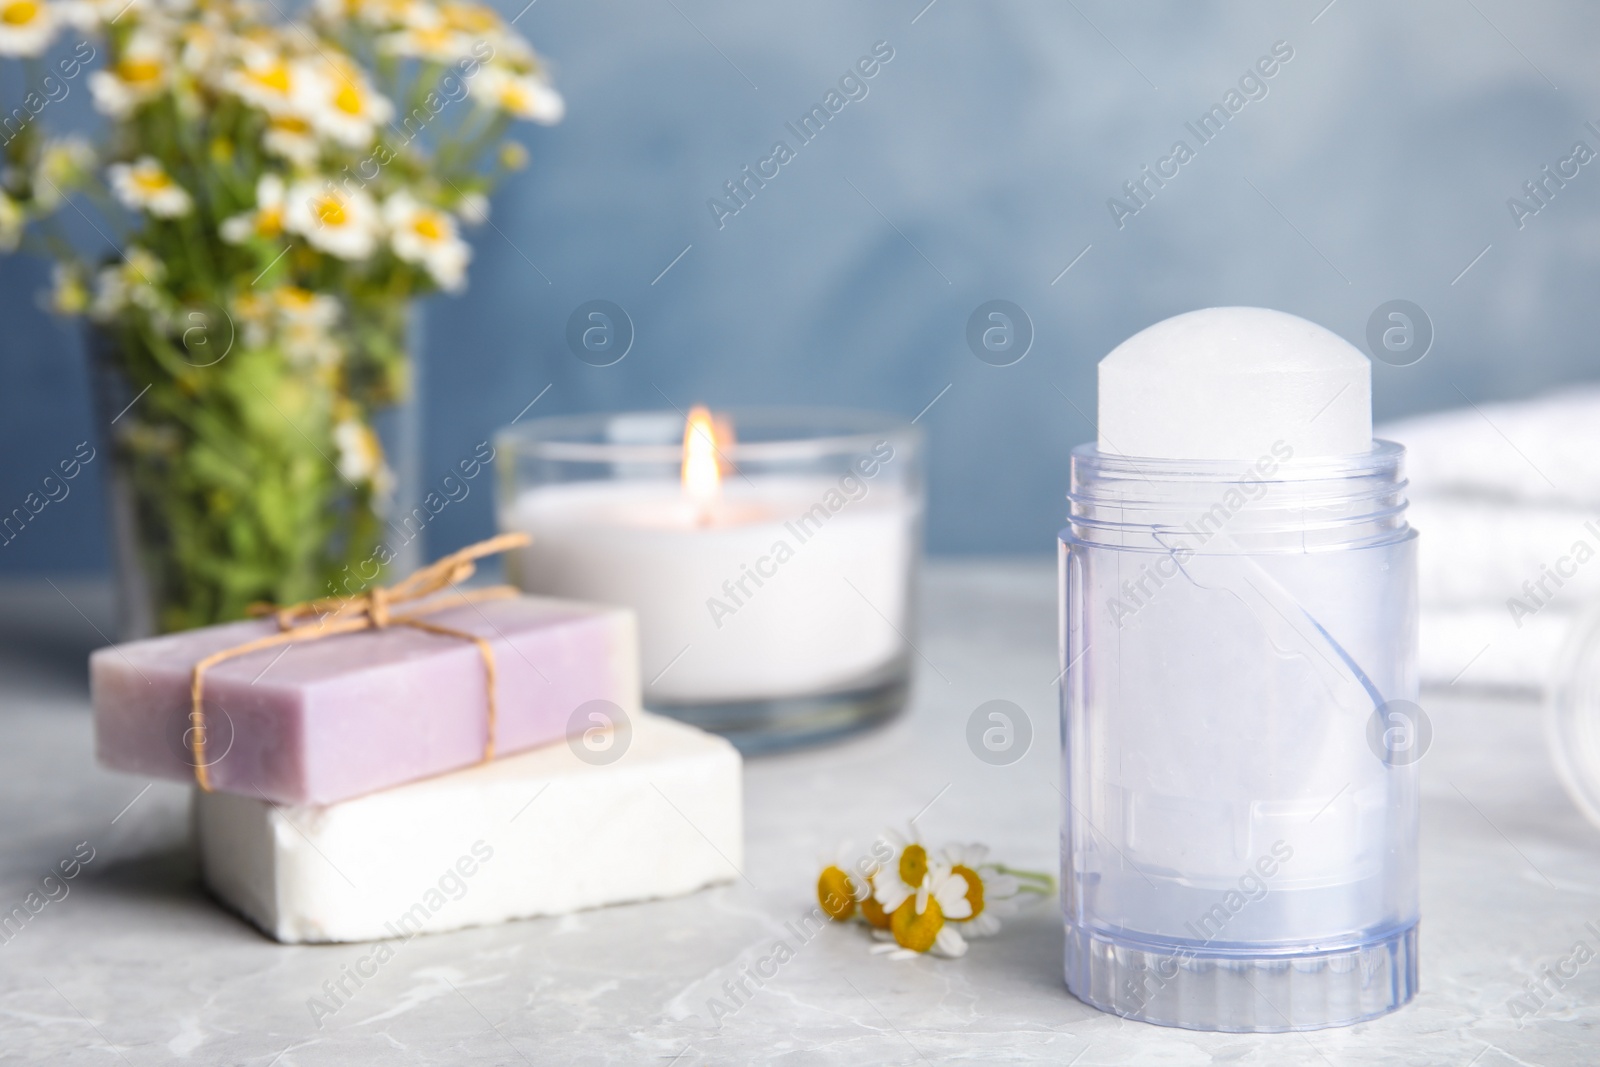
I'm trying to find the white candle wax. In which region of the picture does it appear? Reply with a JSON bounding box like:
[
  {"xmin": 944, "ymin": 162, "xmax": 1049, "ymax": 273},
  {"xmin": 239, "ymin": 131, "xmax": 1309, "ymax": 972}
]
[{"xmin": 504, "ymin": 475, "xmax": 917, "ymax": 704}]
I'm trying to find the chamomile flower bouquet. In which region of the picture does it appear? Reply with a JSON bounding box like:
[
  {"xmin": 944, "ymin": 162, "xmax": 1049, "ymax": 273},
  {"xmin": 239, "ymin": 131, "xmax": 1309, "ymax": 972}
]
[{"xmin": 0, "ymin": 0, "xmax": 561, "ymax": 631}]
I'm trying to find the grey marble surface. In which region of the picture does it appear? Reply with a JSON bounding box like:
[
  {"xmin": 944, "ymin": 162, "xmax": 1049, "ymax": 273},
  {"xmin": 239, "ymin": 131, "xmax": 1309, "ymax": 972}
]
[{"xmin": 0, "ymin": 562, "xmax": 1597, "ymax": 1066}]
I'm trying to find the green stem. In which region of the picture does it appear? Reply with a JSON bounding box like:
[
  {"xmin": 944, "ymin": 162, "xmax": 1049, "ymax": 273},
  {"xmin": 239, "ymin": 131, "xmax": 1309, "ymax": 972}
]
[{"xmin": 994, "ymin": 866, "xmax": 1057, "ymax": 893}]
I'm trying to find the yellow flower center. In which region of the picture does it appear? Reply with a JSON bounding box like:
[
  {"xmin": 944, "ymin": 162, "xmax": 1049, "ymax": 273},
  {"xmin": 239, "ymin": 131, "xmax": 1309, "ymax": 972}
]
[
  {"xmin": 442, "ymin": 2, "xmax": 496, "ymax": 33},
  {"xmin": 334, "ymin": 82, "xmax": 364, "ymax": 115},
  {"xmin": 817, "ymin": 866, "xmax": 855, "ymax": 922},
  {"xmin": 248, "ymin": 62, "xmax": 292, "ymax": 95},
  {"xmin": 859, "ymin": 894, "xmax": 891, "ymax": 930},
  {"xmin": 118, "ymin": 58, "xmax": 163, "ymax": 86},
  {"xmin": 2, "ymin": 1, "xmax": 40, "ymax": 26},
  {"xmin": 890, "ymin": 895, "xmax": 943, "ymax": 953},
  {"xmin": 499, "ymin": 83, "xmax": 530, "ymax": 112},
  {"xmin": 898, "ymin": 844, "xmax": 927, "ymax": 887},
  {"xmin": 415, "ymin": 26, "xmax": 453, "ymax": 49},
  {"xmin": 951, "ymin": 864, "xmax": 985, "ymax": 919},
  {"xmin": 411, "ymin": 212, "xmax": 446, "ymax": 241},
  {"xmin": 132, "ymin": 168, "xmax": 173, "ymax": 194},
  {"xmin": 258, "ymin": 206, "xmax": 283, "ymax": 236},
  {"xmin": 313, "ymin": 195, "xmax": 348, "ymax": 227},
  {"xmin": 272, "ymin": 116, "xmax": 312, "ymax": 135}
]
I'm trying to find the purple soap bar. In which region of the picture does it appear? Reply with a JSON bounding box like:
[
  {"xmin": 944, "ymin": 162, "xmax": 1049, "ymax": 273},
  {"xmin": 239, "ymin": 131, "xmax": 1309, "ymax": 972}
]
[{"xmin": 92, "ymin": 595, "xmax": 639, "ymax": 805}]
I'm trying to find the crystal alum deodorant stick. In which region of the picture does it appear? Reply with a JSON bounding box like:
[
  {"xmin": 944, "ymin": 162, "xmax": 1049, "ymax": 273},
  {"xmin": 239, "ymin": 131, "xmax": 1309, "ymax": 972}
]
[{"xmin": 1059, "ymin": 307, "xmax": 1419, "ymax": 1031}]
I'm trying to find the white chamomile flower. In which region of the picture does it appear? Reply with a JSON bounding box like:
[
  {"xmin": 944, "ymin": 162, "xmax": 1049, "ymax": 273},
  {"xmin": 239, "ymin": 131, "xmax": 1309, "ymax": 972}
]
[
  {"xmin": 220, "ymin": 173, "xmax": 287, "ymax": 244},
  {"xmin": 90, "ymin": 265, "xmax": 127, "ymax": 320},
  {"xmin": 108, "ymin": 157, "xmax": 194, "ymax": 218},
  {"xmin": 316, "ymin": 0, "xmax": 422, "ymax": 29},
  {"xmin": 438, "ymin": 0, "xmax": 500, "ymax": 35},
  {"xmin": 0, "ymin": 0, "xmax": 58, "ymax": 58},
  {"xmin": 334, "ymin": 417, "xmax": 381, "ymax": 483},
  {"xmin": 263, "ymin": 116, "xmax": 320, "ymax": 167},
  {"xmin": 869, "ymin": 829, "xmax": 929, "ymax": 915},
  {"xmin": 54, "ymin": 0, "xmax": 123, "ymax": 29},
  {"xmin": 498, "ymin": 141, "xmax": 529, "ymax": 171},
  {"xmin": 33, "ymin": 136, "xmax": 96, "ymax": 210},
  {"xmin": 177, "ymin": 20, "xmax": 224, "ymax": 72},
  {"xmin": 88, "ymin": 32, "xmax": 170, "ymax": 117},
  {"xmin": 222, "ymin": 48, "xmax": 307, "ymax": 117},
  {"xmin": 472, "ymin": 66, "xmax": 563, "ymax": 124},
  {"xmin": 311, "ymin": 0, "xmax": 356, "ymax": 21},
  {"xmin": 232, "ymin": 290, "xmax": 272, "ymax": 348},
  {"xmin": 122, "ymin": 246, "xmax": 165, "ymax": 292},
  {"xmin": 275, "ymin": 286, "xmax": 342, "ymax": 366},
  {"xmin": 283, "ymin": 179, "xmax": 379, "ymax": 260},
  {"xmin": 816, "ymin": 842, "xmax": 886, "ymax": 926},
  {"xmin": 296, "ymin": 61, "xmax": 393, "ymax": 149},
  {"xmin": 870, "ymin": 866, "xmax": 971, "ymax": 960},
  {"xmin": 456, "ymin": 191, "xmax": 489, "ymax": 226},
  {"xmin": 0, "ymin": 191, "xmax": 23, "ymax": 253},
  {"xmin": 47, "ymin": 263, "xmax": 90, "ymax": 315},
  {"xmin": 275, "ymin": 286, "xmax": 340, "ymax": 330},
  {"xmin": 91, "ymin": 247, "xmax": 165, "ymax": 321},
  {"xmin": 941, "ymin": 843, "xmax": 1024, "ymax": 938},
  {"xmin": 383, "ymin": 191, "xmax": 470, "ymax": 291},
  {"xmin": 378, "ymin": 22, "xmax": 478, "ymax": 64}
]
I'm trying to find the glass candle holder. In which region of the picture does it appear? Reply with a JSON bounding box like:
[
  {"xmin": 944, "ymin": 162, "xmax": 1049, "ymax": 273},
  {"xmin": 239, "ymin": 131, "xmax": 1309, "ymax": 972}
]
[
  {"xmin": 1059, "ymin": 441, "xmax": 1419, "ymax": 1032},
  {"xmin": 496, "ymin": 408, "xmax": 923, "ymax": 752}
]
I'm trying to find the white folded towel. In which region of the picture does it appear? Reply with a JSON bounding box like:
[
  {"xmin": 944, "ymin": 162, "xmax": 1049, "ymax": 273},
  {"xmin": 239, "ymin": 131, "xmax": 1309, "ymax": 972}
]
[
  {"xmin": 1383, "ymin": 387, "xmax": 1600, "ymax": 506},
  {"xmin": 1378, "ymin": 387, "xmax": 1600, "ymax": 691},
  {"xmin": 1406, "ymin": 498, "xmax": 1600, "ymax": 612},
  {"xmin": 1419, "ymin": 606, "xmax": 1571, "ymax": 693}
]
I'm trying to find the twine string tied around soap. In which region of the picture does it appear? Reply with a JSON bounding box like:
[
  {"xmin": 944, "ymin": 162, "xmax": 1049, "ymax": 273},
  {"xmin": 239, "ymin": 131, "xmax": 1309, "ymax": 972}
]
[{"xmin": 185, "ymin": 531, "xmax": 533, "ymax": 790}]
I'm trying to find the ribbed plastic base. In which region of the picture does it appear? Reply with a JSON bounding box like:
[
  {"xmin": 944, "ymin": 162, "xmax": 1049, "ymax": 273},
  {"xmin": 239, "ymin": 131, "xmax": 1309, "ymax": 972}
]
[{"xmin": 1064, "ymin": 923, "xmax": 1418, "ymax": 1032}]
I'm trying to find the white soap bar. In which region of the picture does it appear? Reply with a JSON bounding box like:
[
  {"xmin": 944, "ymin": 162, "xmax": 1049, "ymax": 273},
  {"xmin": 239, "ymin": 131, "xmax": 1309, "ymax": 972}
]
[
  {"xmin": 1098, "ymin": 306, "xmax": 1371, "ymax": 461},
  {"xmin": 195, "ymin": 712, "xmax": 742, "ymax": 944}
]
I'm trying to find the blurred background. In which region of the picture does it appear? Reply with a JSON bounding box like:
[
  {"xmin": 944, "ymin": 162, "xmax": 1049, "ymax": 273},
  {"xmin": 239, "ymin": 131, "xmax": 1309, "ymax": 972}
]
[{"xmin": 3, "ymin": 0, "xmax": 1597, "ymax": 570}]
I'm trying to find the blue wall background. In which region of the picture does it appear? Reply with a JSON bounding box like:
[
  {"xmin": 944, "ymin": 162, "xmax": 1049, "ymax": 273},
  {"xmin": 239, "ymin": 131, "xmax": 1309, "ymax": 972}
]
[{"xmin": 4, "ymin": 0, "xmax": 1599, "ymax": 571}]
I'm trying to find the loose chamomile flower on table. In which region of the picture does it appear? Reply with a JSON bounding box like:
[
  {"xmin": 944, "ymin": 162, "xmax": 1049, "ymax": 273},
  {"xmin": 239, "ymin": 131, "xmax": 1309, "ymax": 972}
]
[
  {"xmin": 822, "ymin": 832, "xmax": 1056, "ymax": 959},
  {"xmin": 868, "ymin": 828, "xmax": 931, "ymax": 914},
  {"xmin": 816, "ymin": 845, "xmax": 869, "ymax": 923},
  {"xmin": 868, "ymin": 831, "xmax": 972, "ymax": 957},
  {"xmin": 943, "ymin": 842, "xmax": 1056, "ymax": 938},
  {"xmin": 867, "ymin": 866, "xmax": 971, "ymax": 960},
  {"xmin": 942, "ymin": 843, "xmax": 1013, "ymax": 937},
  {"xmin": 816, "ymin": 841, "xmax": 891, "ymax": 925}
]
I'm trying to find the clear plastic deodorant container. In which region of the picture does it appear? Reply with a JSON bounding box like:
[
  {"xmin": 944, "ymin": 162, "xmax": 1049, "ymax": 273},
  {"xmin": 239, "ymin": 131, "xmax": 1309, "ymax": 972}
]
[{"xmin": 1058, "ymin": 431, "xmax": 1420, "ymax": 1030}]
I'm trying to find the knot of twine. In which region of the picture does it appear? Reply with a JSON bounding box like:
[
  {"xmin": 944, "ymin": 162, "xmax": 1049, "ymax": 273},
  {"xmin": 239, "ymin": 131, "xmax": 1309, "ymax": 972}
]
[{"xmin": 187, "ymin": 531, "xmax": 532, "ymax": 790}]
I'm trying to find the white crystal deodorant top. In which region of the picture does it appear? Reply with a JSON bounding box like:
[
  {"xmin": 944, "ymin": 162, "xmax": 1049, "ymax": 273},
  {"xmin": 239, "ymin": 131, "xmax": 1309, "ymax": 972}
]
[{"xmin": 1097, "ymin": 306, "xmax": 1371, "ymax": 462}]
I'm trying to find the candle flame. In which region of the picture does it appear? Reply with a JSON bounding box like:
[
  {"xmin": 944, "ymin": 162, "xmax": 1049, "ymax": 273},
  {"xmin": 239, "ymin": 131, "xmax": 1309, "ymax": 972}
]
[{"xmin": 682, "ymin": 405, "xmax": 722, "ymax": 514}]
